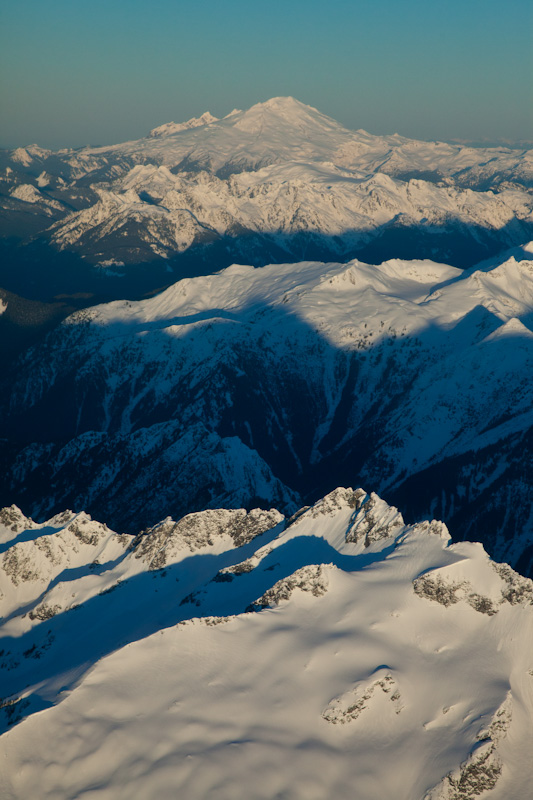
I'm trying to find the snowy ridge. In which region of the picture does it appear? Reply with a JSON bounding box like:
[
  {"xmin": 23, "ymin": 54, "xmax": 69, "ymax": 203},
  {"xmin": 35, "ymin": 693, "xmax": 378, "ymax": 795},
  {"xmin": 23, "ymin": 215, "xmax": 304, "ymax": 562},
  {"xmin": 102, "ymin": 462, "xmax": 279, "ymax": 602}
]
[
  {"xmin": 78, "ymin": 97, "xmax": 533, "ymax": 187},
  {"xmin": 45, "ymin": 160, "xmax": 532, "ymax": 265},
  {"xmin": 147, "ymin": 111, "xmax": 218, "ymax": 138},
  {"xmin": 10, "ymin": 145, "xmax": 52, "ymax": 167},
  {"xmin": 0, "ymin": 489, "xmax": 532, "ymax": 799},
  {"xmin": 69, "ymin": 250, "xmax": 533, "ymax": 333},
  {"xmin": 8, "ymin": 98, "xmax": 532, "ymax": 185},
  {"xmin": 2, "ymin": 250, "xmax": 533, "ymax": 571},
  {"xmin": 8, "ymin": 183, "xmax": 64, "ymax": 215},
  {"xmin": 2, "ymin": 97, "xmax": 532, "ymax": 267}
]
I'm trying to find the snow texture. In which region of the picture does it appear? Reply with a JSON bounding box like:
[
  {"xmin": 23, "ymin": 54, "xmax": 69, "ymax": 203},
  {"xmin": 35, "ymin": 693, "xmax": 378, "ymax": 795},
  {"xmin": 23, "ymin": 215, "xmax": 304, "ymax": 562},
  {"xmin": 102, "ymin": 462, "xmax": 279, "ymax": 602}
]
[{"xmin": 0, "ymin": 489, "xmax": 532, "ymax": 799}]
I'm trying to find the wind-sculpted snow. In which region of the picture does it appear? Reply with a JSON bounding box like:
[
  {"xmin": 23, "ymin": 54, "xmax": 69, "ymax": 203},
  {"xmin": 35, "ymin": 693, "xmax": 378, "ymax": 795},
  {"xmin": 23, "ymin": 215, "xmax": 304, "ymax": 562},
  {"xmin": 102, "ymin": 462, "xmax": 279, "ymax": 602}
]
[
  {"xmin": 0, "ymin": 489, "xmax": 532, "ymax": 799},
  {"xmin": 2, "ymin": 251, "xmax": 532, "ymax": 573},
  {"xmin": 425, "ymin": 695, "xmax": 513, "ymax": 800}
]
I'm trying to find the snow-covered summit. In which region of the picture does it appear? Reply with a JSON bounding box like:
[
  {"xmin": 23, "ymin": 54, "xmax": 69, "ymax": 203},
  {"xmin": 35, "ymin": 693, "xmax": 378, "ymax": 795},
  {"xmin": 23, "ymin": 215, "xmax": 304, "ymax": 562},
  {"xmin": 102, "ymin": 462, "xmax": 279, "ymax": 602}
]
[
  {"xmin": 0, "ymin": 489, "xmax": 532, "ymax": 799},
  {"xmin": 2, "ymin": 96, "xmax": 532, "ymax": 270},
  {"xmin": 145, "ymin": 98, "xmax": 327, "ymax": 142},
  {"xmin": 10, "ymin": 144, "xmax": 52, "ymax": 166},
  {"xmin": 81, "ymin": 251, "xmax": 533, "ymax": 340},
  {"xmin": 9, "ymin": 183, "xmax": 63, "ymax": 211},
  {"xmin": 230, "ymin": 95, "xmax": 339, "ymax": 132},
  {"xmin": 69, "ymin": 95, "xmax": 530, "ymax": 186},
  {"xmin": 147, "ymin": 110, "xmax": 218, "ymax": 138},
  {"xmin": 79, "ymin": 95, "xmax": 356, "ymax": 174}
]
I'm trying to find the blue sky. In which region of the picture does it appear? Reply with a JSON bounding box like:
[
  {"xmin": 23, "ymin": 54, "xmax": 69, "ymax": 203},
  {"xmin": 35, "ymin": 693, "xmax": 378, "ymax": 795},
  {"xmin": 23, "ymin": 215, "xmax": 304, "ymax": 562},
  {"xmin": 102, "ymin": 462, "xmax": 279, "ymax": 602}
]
[{"xmin": 1, "ymin": 0, "xmax": 532, "ymax": 148}]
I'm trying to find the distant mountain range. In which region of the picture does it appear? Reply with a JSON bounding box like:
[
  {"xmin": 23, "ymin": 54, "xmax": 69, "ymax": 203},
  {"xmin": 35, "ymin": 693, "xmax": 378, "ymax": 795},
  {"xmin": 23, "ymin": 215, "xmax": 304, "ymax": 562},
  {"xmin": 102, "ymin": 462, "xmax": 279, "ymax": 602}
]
[{"xmin": 1, "ymin": 97, "xmax": 532, "ymax": 304}]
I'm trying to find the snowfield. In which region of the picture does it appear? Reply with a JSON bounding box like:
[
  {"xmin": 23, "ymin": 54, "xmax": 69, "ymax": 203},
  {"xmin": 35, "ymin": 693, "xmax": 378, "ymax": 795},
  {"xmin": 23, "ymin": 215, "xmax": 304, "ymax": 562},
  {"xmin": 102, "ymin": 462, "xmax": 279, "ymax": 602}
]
[{"xmin": 0, "ymin": 490, "xmax": 532, "ymax": 799}]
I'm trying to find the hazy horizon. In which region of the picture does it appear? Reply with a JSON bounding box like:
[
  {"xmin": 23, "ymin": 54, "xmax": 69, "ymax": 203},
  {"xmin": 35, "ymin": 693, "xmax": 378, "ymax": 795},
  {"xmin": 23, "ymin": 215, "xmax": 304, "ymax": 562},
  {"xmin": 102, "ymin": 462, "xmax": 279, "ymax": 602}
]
[
  {"xmin": 1, "ymin": 0, "xmax": 532, "ymax": 150},
  {"xmin": 2, "ymin": 95, "xmax": 533, "ymax": 152}
]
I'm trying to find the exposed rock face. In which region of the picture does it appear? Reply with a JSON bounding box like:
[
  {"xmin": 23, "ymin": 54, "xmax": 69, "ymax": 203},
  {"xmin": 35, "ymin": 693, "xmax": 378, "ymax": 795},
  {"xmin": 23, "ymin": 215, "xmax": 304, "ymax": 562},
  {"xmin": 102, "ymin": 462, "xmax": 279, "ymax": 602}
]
[
  {"xmin": 492, "ymin": 562, "xmax": 533, "ymax": 605},
  {"xmin": 0, "ymin": 506, "xmax": 37, "ymax": 535},
  {"xmin": 132, "ymin": 507, "xmax": 283, "ymax": 569},
  {"xmin": 413, "ymin": 574, "xmax": 498, "ymax": 615},
  {"xmin": 345, "ymin": 490, "xmax": 404, "ymax": 546},
  {"xmin": 323, "ymin": 669, "xmax": 403, "ymax": 724},
  {"xmin": 250, "ymin": 564, "xmax": 330, "ymax": 609},
  {"xmin": 0, "ymin": 489, "xmax": 532, "ymax": 799},
  {"xmin": 425, "ymin": 696, "xmax": 513, "ymax": 800}
]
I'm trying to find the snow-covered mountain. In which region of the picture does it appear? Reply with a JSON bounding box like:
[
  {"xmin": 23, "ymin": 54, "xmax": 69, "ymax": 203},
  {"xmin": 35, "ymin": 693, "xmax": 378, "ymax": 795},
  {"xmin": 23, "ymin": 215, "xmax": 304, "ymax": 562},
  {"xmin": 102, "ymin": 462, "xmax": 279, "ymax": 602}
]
[
  {"xmin": 1, "ymin": 97, "xmax": 532, "ymax": 298},
  {"xmin": 3, "ymin": 97, "xmax": 532, "ymax": 799},
  {"xmin": 147, "ymin": 110, "xmax": 219, "ymax": 139},
  {"xmin": 82, "ymin": 96, "xmax": 533, "ymax": 192},
  {"xmin": 5, "ymin": 97, "xmax": 532, "ymax": 187},
  {"xmin": 44, "ymin": 161, "xmax": 531, "ymax": 268},
  {"xmin": 1, "ymin": 489, "xmax": 532, "ymax": 799},
  {"xmin": 2, "ymin": 248, "xmax": 532, "ymax": 573}
]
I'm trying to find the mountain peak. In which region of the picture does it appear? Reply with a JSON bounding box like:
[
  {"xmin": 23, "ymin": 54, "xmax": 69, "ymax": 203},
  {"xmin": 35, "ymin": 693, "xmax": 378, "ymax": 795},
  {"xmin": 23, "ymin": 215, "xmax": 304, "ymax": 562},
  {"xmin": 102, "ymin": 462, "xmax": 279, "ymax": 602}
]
[
  {"xmin": 245, "ymin": 95, "xmax": 326, "ymax": 118},
  {"xmin": 230, "ymin": 96, "xmax": 343, "ymax": 135},
  {"xmin": 148, "ymin": 111, "xmax": 218, "ymax": 139},
  {"xmin": 1, "ymin": 489, "xmax": 532, "ymax": 797},
  {"xmin": 254, "ymin": 95, "xmax": 312, "ymax": 110}
]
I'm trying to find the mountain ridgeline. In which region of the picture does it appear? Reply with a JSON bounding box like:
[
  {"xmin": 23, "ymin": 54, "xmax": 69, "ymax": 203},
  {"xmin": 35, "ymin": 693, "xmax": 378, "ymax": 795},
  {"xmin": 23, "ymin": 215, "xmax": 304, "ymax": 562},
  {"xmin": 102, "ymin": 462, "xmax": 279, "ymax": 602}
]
[
  {"xmin": 1, "ymin": 97, "xmax": 533, "ymax": 306},
  {"xmin": 1, "ymin": 254, "xmax": 532, "ymax": 575},
  {"xmin": 0, "ymin": 97, "xmax": 532, "ymax": 574},
  {"xmin": 1, "ymin": 96, "xmax": 533, "ymax": 800},
  {"xmin": 1, "ymin": 489, "xmax": 532, "ymax": 799}
]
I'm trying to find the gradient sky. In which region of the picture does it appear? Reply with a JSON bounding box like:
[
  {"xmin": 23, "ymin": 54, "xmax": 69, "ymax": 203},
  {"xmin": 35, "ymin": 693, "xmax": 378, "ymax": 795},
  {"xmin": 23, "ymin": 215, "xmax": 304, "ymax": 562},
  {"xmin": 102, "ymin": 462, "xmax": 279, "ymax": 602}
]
[{"xmin": 1, "ymin": 0, "xmax": 532, "ymax": 149}]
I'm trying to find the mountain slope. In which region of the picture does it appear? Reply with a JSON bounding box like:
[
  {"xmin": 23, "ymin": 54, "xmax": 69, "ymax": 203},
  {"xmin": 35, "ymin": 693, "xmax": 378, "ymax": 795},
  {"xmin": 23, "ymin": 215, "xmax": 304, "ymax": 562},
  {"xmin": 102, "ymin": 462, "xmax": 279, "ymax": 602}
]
[
  {"xmin": 2, "ymin": 97, "xmax": 532, "ymax": 296},
  {"xmin": 0, "ymin": 490, "xmax": 532, "ymax": 799},
  {"xmin": 44, "ymin": 161, "xmax": 532, "ymax": 269},
  {"xmin": 2, "ymin": 251, "xmax": 532, "ymax": 572},
  {"xmin": 36, "ymin": 97, "xmax": 533, "ymax": 187}
]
